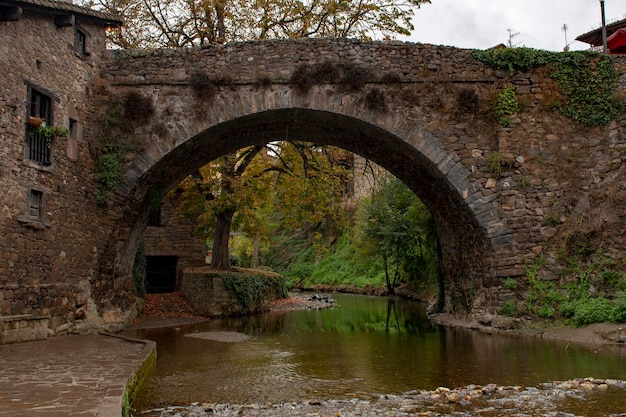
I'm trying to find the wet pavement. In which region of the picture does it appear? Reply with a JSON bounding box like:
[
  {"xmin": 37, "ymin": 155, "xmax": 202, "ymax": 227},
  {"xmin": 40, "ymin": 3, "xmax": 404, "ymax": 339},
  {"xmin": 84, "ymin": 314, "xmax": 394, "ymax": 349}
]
[{"xmin": 0, "ymin": 334, "xmax": 156, "ymax": 417}]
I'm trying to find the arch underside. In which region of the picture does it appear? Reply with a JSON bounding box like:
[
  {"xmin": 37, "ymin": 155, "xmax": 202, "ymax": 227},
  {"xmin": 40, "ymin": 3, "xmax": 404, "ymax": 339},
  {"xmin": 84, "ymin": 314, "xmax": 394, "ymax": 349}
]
[{"xmin": 118, "ymin": 107, "xmax": 509, "ymax": 313}]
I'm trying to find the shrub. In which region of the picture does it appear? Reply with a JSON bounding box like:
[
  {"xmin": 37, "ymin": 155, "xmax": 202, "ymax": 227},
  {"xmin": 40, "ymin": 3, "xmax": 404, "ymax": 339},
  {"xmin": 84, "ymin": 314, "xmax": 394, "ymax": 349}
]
[
  {"xmin": 365, "ymin": 88, "xmax": 387, "ymax": 111},
  {"xmin": 222, "ymin": 272, "xmax": 287, "ymax": 310},
  {"xmin": 487, "ymin": 152, "xmax": 505, "ymax": 178},
  {"xmin": 458, "ymin": 89, "xmax": 478, "ymax": 112},
  {"xmin": 503, "ymin": 277, "xmax": 517, "ymax": 291},
  {"xmin": 612, "ymin": 292, "xmax": 626, "ymax": 322},
  {"xmin": 189, "ymin": 71, "xmax": 217, "ymax": 101},
  {"xmin": 572, "ymin": 297, "xmax": 615, "ymax": 327},
  {"xmin": 94, "ymin": 145, "xmax": 123, "ymax": 206},
  {"xmin": 500, "ymin": 301, "xmax": 517, "ymax": 316}
]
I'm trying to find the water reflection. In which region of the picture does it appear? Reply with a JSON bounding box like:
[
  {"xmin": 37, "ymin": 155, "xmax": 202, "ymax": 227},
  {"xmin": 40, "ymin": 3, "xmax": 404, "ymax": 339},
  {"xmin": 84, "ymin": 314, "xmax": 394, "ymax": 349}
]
[{"xmin": 128, "ymin": 294, "xmax": 626, "ymax": 410}]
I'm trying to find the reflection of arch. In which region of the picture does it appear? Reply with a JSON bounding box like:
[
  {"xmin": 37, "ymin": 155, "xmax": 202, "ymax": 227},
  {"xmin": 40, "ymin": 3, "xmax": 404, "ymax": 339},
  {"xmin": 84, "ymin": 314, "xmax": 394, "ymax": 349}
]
[{"xmin": 100, "ymin": 91, "xmax": 511, "ymax": 315}]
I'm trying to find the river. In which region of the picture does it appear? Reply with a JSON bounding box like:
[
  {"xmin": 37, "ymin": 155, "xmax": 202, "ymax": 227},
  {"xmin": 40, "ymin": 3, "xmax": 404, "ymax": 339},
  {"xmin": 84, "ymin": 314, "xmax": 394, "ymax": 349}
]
[{"xmin": 125, "ymin": 294, "xmax": 626, "ymax": 414}]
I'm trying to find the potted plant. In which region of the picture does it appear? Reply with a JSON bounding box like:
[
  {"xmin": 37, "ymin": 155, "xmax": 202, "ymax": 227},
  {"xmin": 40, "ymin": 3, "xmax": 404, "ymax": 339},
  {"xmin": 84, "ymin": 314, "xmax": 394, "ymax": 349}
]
[
  {"xmin": 31, "ymin": 123, "xmax": 70, "ymax": 147},
  {"xmin": 27, "ymin": 116, "xmax": 44, "ymax": 127}
]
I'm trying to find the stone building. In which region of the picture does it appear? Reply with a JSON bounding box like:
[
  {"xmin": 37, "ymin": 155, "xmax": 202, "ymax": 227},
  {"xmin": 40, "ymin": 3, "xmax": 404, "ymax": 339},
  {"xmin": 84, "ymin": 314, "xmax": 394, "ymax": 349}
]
[
  {"xmin": 0, "ymin": 0, "xmax": 122, "ymax": 338},
  {"xmin": 143, "ymin": 197, "xmax": 206, "ymax": 293}
]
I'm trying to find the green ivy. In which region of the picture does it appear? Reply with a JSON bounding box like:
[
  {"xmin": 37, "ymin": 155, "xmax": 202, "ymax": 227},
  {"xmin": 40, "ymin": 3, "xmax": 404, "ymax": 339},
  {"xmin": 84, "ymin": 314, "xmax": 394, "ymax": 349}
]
[
  {"xmin": 472, "ymin": 48, "xmax": 623, "ymax": 127},
  {"xmin": 94, "ymin": 143, "xmax": 123, "ymax": 206},
  {"xmin": 494, "ymin": 87, "xmax": 520, "ymax": 126},
  {"xmin": 503, "ymin": 277, "xmax": 517, "ymax": 290},
  {"xmin": 93, "ymin": 100, "xmax": 135, "ymax": 206},
  {"xmin": 222, "ymin": 272, "xmax": 287, "ymax": 310}
]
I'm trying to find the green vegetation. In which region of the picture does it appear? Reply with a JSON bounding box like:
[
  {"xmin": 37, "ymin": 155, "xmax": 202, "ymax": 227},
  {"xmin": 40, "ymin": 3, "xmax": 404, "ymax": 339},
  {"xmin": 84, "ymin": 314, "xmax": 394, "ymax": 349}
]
[
  {"xmin": 356, "ymin": 175, "xmax": 440, "ymax": 294},
  {"xmin": 499, "ymin": 301, "xmax": 517, "ymax": 317},
  {"xmin": 472, "ymin": 48, "xmax": 623, "ymax": 127},
  {"xmin": 93, "ymin": 93, "xmax": 154, "ymax": 206},
  {"xmin": 222, "ymin": 272, "xmax": 288, "ymax": 310},
  {"xmin": 93, "ymin": 100, "xmax": 126, "ymax": 206},
  {"xmin": 94, "ymin": 144, "xmax": 123, "ymax": 205},
  {"xmin": 502, "ymin": 277, "xmax": 517, "ymax": 291},
  {"xmin": 523, "ymin": 253, "xmax": 626, "ymax": 326},
  {"xmin": 263, "ymin": 174, "xmax": 441, "ymax": 298},
  {"xmin": 31, "ymin": 124, "xmax": 70, "ymax": 147},
  {"xmin": 487, "ymin": 152, "xmax": 505, "ymax": 178},
  {"xmin": 493, "ymin": 87, "xmax": 520, "ymax": 126},
  {"xmin": 122, "ymin": 347, "xmax": 156, "ymax": 417}
]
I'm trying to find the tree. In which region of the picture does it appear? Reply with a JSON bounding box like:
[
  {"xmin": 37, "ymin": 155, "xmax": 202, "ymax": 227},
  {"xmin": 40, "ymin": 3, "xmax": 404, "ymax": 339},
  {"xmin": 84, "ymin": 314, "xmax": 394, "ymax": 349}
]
[
  {"xmin": 80, "ymin": 0, "xmax": 432, "ymax": 268},
  {"xmin": 80, "ymin": 0, "xmax": 431, "ymax": 48},
  {"xmin": 356, "ymin": 174, "xmax": 439, "ymax": 294},
  {"xmin": 176, "ymin": 142, "xmax": 352, "ymax": 269}
]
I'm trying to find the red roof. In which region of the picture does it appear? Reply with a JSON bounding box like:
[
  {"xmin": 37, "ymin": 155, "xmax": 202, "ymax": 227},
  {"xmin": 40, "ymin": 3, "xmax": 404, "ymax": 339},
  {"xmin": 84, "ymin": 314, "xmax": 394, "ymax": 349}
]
[{"xmin": 607, "ymin": 27, "xmax": 626, "ymax": 54}]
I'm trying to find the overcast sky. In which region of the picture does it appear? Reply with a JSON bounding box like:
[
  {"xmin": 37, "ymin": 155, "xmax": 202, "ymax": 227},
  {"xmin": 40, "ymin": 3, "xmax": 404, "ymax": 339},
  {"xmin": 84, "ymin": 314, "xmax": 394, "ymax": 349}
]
[{"xmin": 402, "ymin": 1, "xmax": 626, "ymax": 51}]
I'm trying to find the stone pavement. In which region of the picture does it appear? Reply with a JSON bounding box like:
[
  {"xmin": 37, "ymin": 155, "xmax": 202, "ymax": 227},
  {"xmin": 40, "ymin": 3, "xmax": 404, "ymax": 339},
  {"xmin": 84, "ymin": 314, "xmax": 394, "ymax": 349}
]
[{"xmin": 0, "ymin": 334, "xmax": 156, "ymax": 417}]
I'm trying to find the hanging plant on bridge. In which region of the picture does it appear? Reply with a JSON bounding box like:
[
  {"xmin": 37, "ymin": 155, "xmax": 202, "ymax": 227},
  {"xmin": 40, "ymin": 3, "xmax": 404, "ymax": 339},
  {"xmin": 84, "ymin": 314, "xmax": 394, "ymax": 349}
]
[{"xmin": 471, "ymin": 47, "xmax": 623, "ymax": 127}]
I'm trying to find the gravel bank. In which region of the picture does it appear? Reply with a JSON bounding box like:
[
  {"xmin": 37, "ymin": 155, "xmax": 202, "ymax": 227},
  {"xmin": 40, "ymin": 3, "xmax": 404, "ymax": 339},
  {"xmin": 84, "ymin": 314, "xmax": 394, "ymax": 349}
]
[{"xmin": 141, "ymin": 378, "xmax": 626, "ymax": 416}]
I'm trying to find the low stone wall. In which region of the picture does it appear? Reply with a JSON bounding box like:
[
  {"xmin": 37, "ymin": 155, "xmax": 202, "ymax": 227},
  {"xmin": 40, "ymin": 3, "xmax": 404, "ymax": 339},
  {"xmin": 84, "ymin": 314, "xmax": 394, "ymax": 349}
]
[
  {"xmin": 0, "ymin": 314, "xmax": 49, "ymax": 344},
  {"xmin": 181, "ymin": 267, "xmax": 287, "ymax": 317}
]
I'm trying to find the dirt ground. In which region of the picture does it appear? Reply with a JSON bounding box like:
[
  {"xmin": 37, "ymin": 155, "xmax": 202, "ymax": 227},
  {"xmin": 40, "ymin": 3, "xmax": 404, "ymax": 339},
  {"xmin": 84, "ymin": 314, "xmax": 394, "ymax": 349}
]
[{"xmin": 430, "ymin": 313, "xmax": 626, "ymax": 352}]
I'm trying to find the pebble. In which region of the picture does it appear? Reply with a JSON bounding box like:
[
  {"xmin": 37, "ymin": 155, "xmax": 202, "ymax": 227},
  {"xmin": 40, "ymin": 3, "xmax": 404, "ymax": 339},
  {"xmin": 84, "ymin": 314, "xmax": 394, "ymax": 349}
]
[{"xmin": 141, "ymin": 378, "xmax": 626, "ymax": 417}]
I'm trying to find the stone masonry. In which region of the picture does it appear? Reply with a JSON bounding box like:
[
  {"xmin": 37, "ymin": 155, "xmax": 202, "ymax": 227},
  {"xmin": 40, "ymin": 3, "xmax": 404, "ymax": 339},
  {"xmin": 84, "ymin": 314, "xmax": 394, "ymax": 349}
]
[
  {"xmin": 0, "ymin": 0, "xmax": 126, "ymax": 336},
  {"xmin": 1, "ymin": 1, "xmax": 625, "ymax": 335}
]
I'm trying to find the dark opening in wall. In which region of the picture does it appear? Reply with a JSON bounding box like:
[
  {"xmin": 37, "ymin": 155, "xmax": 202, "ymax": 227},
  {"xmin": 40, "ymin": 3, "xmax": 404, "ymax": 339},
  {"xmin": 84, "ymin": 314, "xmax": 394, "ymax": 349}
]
[{"xmin": 146, "ymin": 256, "xmax": 178, "ymax": 293}]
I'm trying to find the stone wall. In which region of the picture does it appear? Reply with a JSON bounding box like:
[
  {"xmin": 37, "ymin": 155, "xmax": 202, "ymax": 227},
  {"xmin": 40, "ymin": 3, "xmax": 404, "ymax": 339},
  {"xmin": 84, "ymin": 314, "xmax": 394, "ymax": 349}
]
[
  {"xmin": 143, "ymin": 196, "xmax": 207, "ymax": 279},
  {"xmin": 0, "ymin": 5, "xmax": 132, "ymax": 334},
  {"xmin": 181, "ymin": 267, "xmax": 286, "ymax": 316}
]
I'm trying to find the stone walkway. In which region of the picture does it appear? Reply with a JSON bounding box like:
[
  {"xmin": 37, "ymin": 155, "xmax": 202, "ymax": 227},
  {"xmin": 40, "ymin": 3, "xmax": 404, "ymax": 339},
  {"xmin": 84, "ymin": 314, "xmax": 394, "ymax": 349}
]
[{"xmin": 0, "ymin": 334, "xmax": 156, "ymax": 417}]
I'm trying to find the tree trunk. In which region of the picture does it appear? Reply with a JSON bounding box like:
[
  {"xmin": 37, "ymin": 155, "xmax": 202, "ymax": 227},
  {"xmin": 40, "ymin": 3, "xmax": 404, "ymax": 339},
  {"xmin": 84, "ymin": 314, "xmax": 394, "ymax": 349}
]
[
  {"xmin": 383, "ymin": 252, "xmax": 394, "ymax": 294},
  {"xmin": 211, "ymin": 207, "xmax": 235, "ymax": 269},
  {"xmin": 251, "ymin": 236, "xmax": 260, "ymax": 269}
]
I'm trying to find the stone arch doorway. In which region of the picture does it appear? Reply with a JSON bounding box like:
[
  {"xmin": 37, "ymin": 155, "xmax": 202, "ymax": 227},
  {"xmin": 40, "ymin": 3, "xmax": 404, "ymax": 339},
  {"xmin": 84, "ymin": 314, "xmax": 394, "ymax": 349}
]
[{"xmin": 96, "ymin": 107, "xmax": 508, "ymax": 321}]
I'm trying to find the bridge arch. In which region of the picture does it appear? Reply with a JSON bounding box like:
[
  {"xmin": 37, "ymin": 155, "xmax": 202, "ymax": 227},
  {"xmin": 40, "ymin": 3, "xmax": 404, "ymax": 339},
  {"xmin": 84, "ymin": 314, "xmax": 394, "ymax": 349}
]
[{"xmin": 100, "ymin": 83, "xmax": 511, "ymax": 315}]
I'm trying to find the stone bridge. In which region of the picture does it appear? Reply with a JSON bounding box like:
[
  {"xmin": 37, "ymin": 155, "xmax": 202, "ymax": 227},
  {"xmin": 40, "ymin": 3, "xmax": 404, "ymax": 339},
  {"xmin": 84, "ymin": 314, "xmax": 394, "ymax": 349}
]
[
  {"xmin": 3, "ymin": 30, "xmax": 626, "ymax": 334},
  {"xmin": 96, "ymin": 39, "xmax": 626, "ymax": 323}
]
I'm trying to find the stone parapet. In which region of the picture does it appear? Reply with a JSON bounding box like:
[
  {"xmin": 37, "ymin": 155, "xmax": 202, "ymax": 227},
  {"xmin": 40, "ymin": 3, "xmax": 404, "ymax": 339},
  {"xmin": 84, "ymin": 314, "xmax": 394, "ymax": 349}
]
[{"xmin": 0, "ymin": 314, "xmax": 49, "ymax": 344}]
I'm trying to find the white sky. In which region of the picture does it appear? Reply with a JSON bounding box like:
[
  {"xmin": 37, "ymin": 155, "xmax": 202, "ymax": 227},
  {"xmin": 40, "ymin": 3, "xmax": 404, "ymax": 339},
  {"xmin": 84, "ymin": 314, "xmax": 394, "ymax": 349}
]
[{"xmin": 402, "ymin": 0, "xmax": 626, "ymax": 51}]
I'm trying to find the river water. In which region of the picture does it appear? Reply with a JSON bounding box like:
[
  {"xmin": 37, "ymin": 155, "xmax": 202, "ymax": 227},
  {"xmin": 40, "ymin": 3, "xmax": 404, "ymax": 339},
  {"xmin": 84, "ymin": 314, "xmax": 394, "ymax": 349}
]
[{"xmin": 127, "ymin": 294, "xmax": 626, "ymax": 412}]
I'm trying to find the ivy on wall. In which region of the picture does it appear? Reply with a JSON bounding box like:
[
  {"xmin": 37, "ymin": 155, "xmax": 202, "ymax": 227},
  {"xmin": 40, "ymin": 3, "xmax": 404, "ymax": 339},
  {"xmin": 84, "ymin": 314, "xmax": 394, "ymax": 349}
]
[
  {"xmin": 93, "ymin": 100, "xmax": 125, "ymax": 206},
  {"xmin": 471, "ymin": 48, "xmax": 624, "ymax": 127},
  {"xmin": 222, "ymin": 272, "xmax": 287, "ymax": 311},
  {"xmin": 93, "ymin": 92, "xmax": 155, "ymax": 206},
  {"xmin": 493, "ymin": 87, "xmax": 520, "ymax": 126}
]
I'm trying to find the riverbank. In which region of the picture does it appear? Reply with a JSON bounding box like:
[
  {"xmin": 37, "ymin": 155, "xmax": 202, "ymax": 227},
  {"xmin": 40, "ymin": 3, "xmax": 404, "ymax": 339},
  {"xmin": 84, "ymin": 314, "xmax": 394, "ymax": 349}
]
[{"xmin": 429, "ymin": 312, "xmax": 626, "ymax": 351}]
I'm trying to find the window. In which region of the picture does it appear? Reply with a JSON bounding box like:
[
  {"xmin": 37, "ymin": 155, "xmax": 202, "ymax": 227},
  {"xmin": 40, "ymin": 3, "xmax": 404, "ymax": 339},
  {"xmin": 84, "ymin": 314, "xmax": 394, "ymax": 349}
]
[
  {"xmin": 18, "ymin": 186, "xmax": 50, "ymax": 227},
  {"xmin": 75, "ymin": 28, "xmax": 88, "ymax": 55},
  {"xmin": 28, "ymin": 189, "xmax": 44, "ymax": 220},
  {"xmin": 148, "ymin": 205, "xmax": 163, "ymax": 227},
  {"xmin": 27, "ymin": 88, "xmax": 52, "ymax": 165}
]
